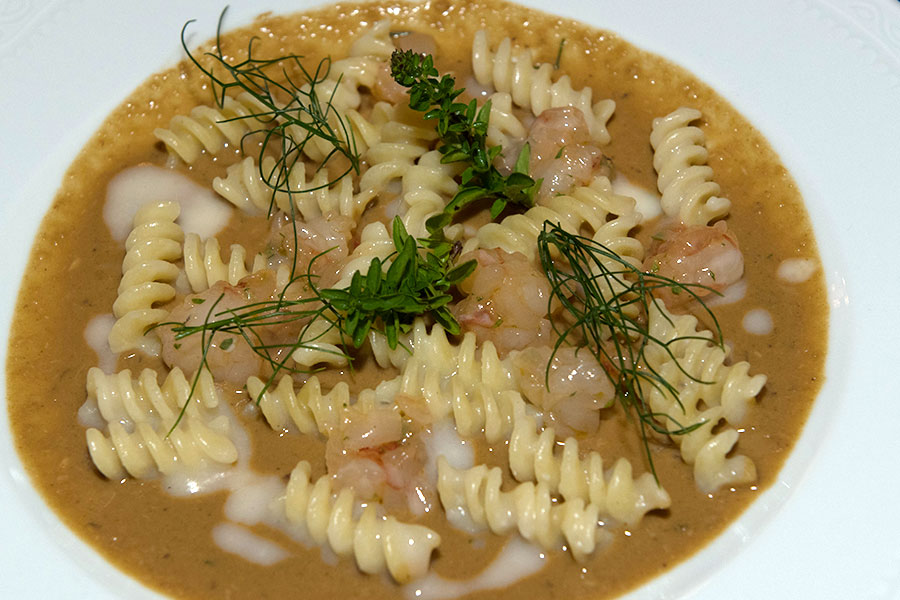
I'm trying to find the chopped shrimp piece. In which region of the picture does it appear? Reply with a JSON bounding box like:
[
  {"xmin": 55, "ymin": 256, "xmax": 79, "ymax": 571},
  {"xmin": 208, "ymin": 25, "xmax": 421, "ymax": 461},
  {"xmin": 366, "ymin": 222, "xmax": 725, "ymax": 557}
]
[
  {"xmin": 393, "ymin": 31, "xmax": 437, "ymax": 57},
  {"xmin": 511, "ymin": 346, "xmax": 615, "ymax": 436},
  {"xmin": 525, "ymin": 107, "xmax": 612, "ymax": 199},
  {"xmin": 331, "ymin": 458, "xmax": 388, "ymax": 501},
  {"xmin": 373, "ymin": 61, "xmax": 409, "ymax": 105},
  {"xmin": 326, "ymin": 407, "xmax": 432, "ymax": 515},
  {"xmin": 452, "ymin": 249, "xmax": 553, "ymax": 355},
  {"xmin": 265, "ymin": 213, "xmax": 354, "ymax": 290},
  {"xmin": 159, "ymin": 275, "xmax": 278, "ymax": 384},
  {"xmin": 339, "ymin": 405, "xmax": 404, "ymax": 453},
  {"xmin": 644, "ymin": 221, "xmax": 744, "ymax": 307}
]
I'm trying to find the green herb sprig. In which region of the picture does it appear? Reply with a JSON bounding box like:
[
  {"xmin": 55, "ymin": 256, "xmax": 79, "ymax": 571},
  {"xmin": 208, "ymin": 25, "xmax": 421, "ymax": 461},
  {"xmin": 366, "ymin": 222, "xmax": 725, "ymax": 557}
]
[
  {"xmin": 390, "ymin": 50, "xmax": 540, "ymax": 231},
  {"xmin": 537, "ymin": 221, "xmax": 723, "ymax": 480},
  {"xmin": 161, "ymin": 216, "xmax": 475, "ymax": 426},
  {"xmin": 319, "ymin": 217, "xmax": 476, "ymax": 349},
  {"xmin": 181, "ymin": 11, "xmax": 360, "ymax": 215}
]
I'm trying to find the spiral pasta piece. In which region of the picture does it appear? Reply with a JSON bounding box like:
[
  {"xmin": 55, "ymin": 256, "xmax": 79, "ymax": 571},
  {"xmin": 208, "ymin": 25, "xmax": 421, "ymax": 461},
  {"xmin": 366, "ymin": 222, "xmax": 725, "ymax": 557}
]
[
  {"xmin": 346, "ymin": 19, "xmax": 395, "ymax": 60},
  {"xmin": 154, "ymin": 92, "xmax": 271, "ymax": 164},
  {"xmin": 214, "ymin": 156, "xmax": 360, "ymax": 221},
  {"xmin": 508, "ymin": 412, "xmax": 670, "ymax": 525},
  {"xmin": 472, "ymin": 30, "xmax": 615, "ymax": 144},
  {"xmin": 354, "ymin": 136, "xmax": 430, "ymax": 210},
  {"xmin": 641, "ymin": 301, "xmax": 766, "ymax": 492},
  {"xmin": 367, "ymin": 317, "xmax": 446, "ymax": 370},
  {"xmin": 372, "ymin": 323, "xmax": 521, "ymax": 440},
  {"xmin": 249, "ymin": 374, "xmax": 351, "ymax": 434},
  {"xmin": 650, "ymin": 107, "xmax": 731, "ymax": 226},
  {"xmin": 84, "ymin": 367, "xmax": 237, "ymax": 480},
  {"xmin": 283, "ymin": 460, "xmax": 440, "ymax": 582},
  {"xmin": 182, "ymin": 233, "xmax": 268, "ymax": 293},
  {"xmin": 108, "ymin": 200, "xmax": 184, "ymax": 356},
  {"xmin": 437, "ymin": 458, "xmax": 611, "ymax": 561},
  {"xmin": 291, "ymin": 317, "xmax": 351, "ymax": 369},
  {"xmin": 332, "ymin": 220, "xmax": 396, "ymax": 290},
  {"xmin": 320, "ymin": 19, "xmax": 395, "ymax": 93},
  {"xmin": 468, "ymin": 175, "xmax": 641, "ymax": 263},
  {"xmin": 485, "ymin": 92, "xmax": 528, "ymax": 149},
  {"xmin": 399, "ymin": 150, "xmax": 462, "ymax": 239},
  {"xmin": 277, "ymin": 22, "xmax": 397, "ymax": 164}
]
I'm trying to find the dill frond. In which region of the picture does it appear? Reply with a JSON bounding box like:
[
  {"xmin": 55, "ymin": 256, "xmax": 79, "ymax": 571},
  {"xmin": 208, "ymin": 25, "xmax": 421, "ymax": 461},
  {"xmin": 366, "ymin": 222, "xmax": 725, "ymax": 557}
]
[{"xmin": 536, "ymin": 221, "xmax": 724, "ymax": 480}]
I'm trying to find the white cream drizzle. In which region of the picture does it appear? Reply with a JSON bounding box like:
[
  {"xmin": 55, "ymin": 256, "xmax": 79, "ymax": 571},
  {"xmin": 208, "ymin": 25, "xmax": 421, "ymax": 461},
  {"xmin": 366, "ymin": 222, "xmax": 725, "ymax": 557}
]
[
  {"xmin": 405, "ymin": 536, "xmax": 546, "ymax": 600},
  {"xmin": 777, "ymin": 258, "xmax": 816, "ymax": 283},
  {"xmin": 425, "ymin": 419, "xmax": 475, "ymax": 481},
  {"xmin": 76, "ymin": 398, "xmax": 104, "ymax": 431},
  {"xmin": 612, "ymin": 174, "xmax": 661, "ymax": 221},
  {"xmin": 78, "ymin": 314, "xmax": 118, "ymax": 430},
  {"xmin": 224, "ymin": 475, "xmax": 285, "ymax": 525},
  {"xmin": 83, "ymin": 313, "xmax": 117, "ymax": 374},
  {"xmin": 104, "ymin": 164, "xmax": 232, "ymax": 242},
  {"xmin": 743, "ymin": 308, "xmax": 774, "ymax": 335},
  {"xmin": 211, "ymin": 523, "xmax": 290, "ymax": 566},
  {"xmin": 706, "ymin": 278, "xmax": 747, "ymax": 307}
]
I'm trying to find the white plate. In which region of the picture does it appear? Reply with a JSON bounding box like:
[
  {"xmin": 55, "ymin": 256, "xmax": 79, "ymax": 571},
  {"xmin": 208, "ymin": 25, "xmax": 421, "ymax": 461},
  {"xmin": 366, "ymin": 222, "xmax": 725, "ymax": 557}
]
[{"xmin": 1, "ymin": 1, "xmax": 898, "ymax": 598}]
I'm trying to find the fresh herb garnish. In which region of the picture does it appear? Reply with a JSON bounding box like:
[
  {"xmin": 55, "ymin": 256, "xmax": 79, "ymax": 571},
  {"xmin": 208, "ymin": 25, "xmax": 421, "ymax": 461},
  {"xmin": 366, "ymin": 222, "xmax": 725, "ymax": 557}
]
[
  {"xmin": 537, "ymin": 221, "xmax": 723, "ymax": 480},
  {"xmin": 319, "ymin": 217, "xmax": 476, "ymax": 349},
  {"xmin": 181, "ymin": 10, "xmax": 360, "ymax": 217},
  {"xmin": 553, "ymin": 38, "xmax": 566, "ymax": 70},
  {"xmin": 160, "ymin": 215, "xmax": 475, "ymax": 431},
  {"xmin": 390, "ymin": 50, "xmax": 540, "ymax": 231}
]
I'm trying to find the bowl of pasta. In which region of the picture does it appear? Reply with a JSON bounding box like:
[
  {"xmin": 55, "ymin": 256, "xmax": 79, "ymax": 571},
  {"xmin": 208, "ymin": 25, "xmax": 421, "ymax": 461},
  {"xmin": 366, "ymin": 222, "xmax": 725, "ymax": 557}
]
[{"xmin": 0, "ymin": 0, "xmax": 897, "ymax": 599}]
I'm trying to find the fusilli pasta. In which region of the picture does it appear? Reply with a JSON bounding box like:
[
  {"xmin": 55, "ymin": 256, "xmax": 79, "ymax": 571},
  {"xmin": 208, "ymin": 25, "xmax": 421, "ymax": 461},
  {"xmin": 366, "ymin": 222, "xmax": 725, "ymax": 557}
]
[
  {"xmin": 108, "ymin": 200, "xmax": 184, "ymax": 355},
  {"xmin": 250, "ymin": 374, "xmax": 351, "ymax": 434},
  {"xmin": 154, "ymin": 92, "xmax": 271, "ymax": 165},
  {"xmin": 183, "ymin": 233, "xmax": 266, "ymax": 292},
  {"xmin": 467, "ymin": 175, "xmax": 643, "ymax": 265},
  {"xmin": 642, "ymin": 301, "xmax": 766, "ymax": 492},
  {"xmin": 649, "ymin": 107, "xmax": 731, "ymax": 226},
  {"xmin": 213, "ymin": 156, "xmax": 358, "ymax": 220},
  {"xmin": 282, "ymin": 460, "xmax": 440, "ymax": 583},
  {"xmin": 85, "ymin": 367, "xmax": 237, "ymax": 480},
  {"xmin": 508, "ymin": 411, "xmax": 670, "ymax": 525},
  {"xmin": 471, "ymin": 30, "xmax": 615, "ymax": 144},
  {"xmin": 437, "ymin": 457, "xmax": 611, "ymax": 562}
]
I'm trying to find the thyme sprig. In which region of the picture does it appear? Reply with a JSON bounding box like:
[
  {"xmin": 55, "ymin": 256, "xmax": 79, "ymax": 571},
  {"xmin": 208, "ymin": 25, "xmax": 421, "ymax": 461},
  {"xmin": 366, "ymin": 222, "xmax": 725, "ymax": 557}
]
[
  {"xmin": 536, "ymin": 222, "xmax": 723, "ymax": 480},
  {"xmin": 390, "ymin": 50, "xmax": 540, "ymax": 231}
]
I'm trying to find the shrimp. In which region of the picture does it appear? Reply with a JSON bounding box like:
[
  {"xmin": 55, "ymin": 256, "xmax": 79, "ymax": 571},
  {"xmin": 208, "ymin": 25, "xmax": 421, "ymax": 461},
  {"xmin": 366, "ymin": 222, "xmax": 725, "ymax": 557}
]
[
  {"xmin": 373, "ymin": 61, "xmax": 409, "ymax": 105},
  {"xmin": 452, "ymin": 248, "xmax": 553, "ymax": 356},
  {"xmin": 326, "ymin": 404, "xmax": 432, "ymax": 514},
  {"xmin": 526, "ymin": 107, "xmax": 612, "ymax": 199},
  {"xmin": 510, "ymin": 346, "xmax": 615, "ymax": 436},
  {"xmin": 644, "ymin": 220, "xmax": 744, "ymax": 307},
  {"xmin": 159, "ymin": 273, "xmax": 279, "ymax": 384},
  {"xmin": 264, "ymin": 212, "xmax": 354, "ymax": 290}
]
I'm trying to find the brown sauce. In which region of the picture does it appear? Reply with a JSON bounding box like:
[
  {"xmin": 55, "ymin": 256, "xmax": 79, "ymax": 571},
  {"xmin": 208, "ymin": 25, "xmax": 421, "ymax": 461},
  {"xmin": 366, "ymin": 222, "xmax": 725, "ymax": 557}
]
[{"xmin": 6, "ymin": 1, "xmax": 827, "ymax": 599}]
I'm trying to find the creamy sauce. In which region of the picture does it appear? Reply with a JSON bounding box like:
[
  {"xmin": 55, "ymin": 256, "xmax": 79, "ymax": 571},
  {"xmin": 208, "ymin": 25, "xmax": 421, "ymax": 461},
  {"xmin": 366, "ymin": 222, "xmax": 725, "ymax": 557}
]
[
  {"xmin": 6, "ymin": 2, "xmax": 827, "ymax": 599},
  {"xmin": 409, "ymin": 537, "xmax": 547, "ymax": 600}
]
